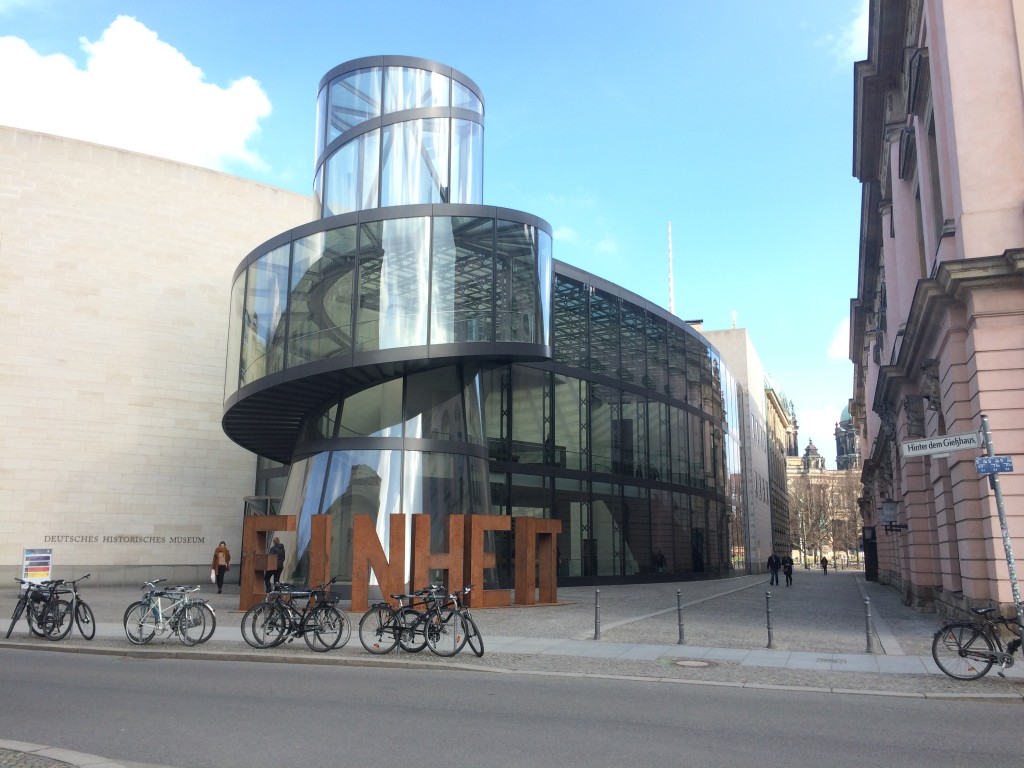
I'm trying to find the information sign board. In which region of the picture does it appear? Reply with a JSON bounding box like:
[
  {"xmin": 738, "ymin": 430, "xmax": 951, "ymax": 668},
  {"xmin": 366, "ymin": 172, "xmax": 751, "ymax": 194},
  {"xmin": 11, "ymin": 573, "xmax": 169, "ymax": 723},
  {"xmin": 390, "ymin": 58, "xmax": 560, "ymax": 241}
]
[{"xmin": 21, "ymin": 548, "xmax": 53, "ymax": 583}]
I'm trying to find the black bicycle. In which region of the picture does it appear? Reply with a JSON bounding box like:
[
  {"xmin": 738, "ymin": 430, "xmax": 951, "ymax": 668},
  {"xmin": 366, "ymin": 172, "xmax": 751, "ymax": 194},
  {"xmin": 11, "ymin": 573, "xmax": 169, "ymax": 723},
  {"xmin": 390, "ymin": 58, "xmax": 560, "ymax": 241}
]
[
  {"xmin": 932, "ymin": 607, "xmax": 1023, "ymax": 680},
  {"xmin": 359, "ymin": 584, "xmax": 483, "ymax": 657},
  {"xmin": 6, "ymin": 578, "xmax": 61, "ymax": 639},
  {"xmin": 241, "ymin": 577, "xmax": 351, "ymax": 652},
  {"xmin": 41, "ymin": 574, "xmax": 96, "ymax": 641},
  {"xmin": 358, "ymin": 586, "xmax": 442, "ymax": 655}
]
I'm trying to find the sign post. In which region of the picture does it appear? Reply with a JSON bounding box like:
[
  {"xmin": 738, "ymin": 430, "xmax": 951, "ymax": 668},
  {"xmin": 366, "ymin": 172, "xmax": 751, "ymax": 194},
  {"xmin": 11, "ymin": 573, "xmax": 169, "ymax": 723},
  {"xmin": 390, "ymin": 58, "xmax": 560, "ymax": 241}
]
[{"xmin": 978, "ymin": 414, "xmax": 1023, "ymax": 637}]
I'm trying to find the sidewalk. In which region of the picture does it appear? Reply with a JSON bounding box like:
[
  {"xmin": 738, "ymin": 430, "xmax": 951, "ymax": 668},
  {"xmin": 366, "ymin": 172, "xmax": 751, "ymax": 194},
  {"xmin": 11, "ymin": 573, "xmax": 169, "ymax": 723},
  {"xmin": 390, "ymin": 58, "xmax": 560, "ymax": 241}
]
[{"xmin": 2, "ymin": 570, "xmax": 1022, "ymax": 767}]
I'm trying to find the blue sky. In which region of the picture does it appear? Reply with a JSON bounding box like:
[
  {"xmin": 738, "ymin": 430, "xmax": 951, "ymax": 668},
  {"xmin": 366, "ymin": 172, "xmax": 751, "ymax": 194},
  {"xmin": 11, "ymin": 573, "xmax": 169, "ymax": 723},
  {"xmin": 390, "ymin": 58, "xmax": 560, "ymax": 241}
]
[{"xmin": 0, "ymin": 0, "xmax": 868, "ymax": 467}]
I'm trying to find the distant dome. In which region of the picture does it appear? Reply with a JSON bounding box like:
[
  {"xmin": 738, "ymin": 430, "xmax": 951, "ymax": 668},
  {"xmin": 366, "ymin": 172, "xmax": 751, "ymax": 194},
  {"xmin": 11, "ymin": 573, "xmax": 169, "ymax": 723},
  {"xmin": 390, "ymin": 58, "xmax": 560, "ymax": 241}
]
[{"xmin": 840, "ymin": 405, "xmax": 851, "ymax": 423}]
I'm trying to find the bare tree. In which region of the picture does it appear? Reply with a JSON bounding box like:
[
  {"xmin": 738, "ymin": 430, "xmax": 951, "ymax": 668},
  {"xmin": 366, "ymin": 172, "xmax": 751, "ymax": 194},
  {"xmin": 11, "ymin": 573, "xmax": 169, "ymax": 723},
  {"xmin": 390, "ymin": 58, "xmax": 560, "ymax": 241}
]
[{"xmin": 789, "ymin": 469, "xmax": 863, "ymax": 568}]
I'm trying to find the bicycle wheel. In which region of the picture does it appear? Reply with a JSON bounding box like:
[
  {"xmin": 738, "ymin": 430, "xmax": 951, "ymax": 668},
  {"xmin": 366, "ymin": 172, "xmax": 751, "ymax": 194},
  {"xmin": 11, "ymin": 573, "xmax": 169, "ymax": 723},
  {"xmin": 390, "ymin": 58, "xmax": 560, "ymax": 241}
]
[
  {"xmin": 242, "ymin": 603, "xmax": 284, "ymax": 649},
  {"xmin": 304, "ymin": 604, "xmax": 348, "ymax": 652},
  {"xmin": 42, "ymin": 600, "xmax": 74, "ymax": 641},
  {"xmin": 464, "ymin": 613, "xmax": 484, "ymax": 657},
  {"xmin": 27, "ymin": 601, "xmax": 48, "ymax": 638},
  {"xmin": 75, "ymin": 601, "xmax": 96, "ymax": 641},
  {"xmin": 269, "ymin": 605, "xmax": 295, "ymax": 647},
  {"xmin": 176, "ymin": 603, "xmax": 206, "ymax": 646},
  {"xmin": 397, "ymin": 607, "xmax": 427, "ymax": 653},
  {"xmin": 196, "ymin": 602, "xmax": 216, "ymax": 644},
  {"xmin": 358, "ymin": 606, "xmax": 399, "ymax": 654},
  {"xmin": 123, "ymin": 601, "xmax": 158, "ymax": 645},
  {"xmin": 6, "ymin": 596, "xmax": 27, "ymax": 639},
  {"xmin": 932, "ymin": 622, "xmax": 994, "ymax": 680},
  {"xmin": 425, "ymin": 610, "xmax": 468, "ymax": 657}
]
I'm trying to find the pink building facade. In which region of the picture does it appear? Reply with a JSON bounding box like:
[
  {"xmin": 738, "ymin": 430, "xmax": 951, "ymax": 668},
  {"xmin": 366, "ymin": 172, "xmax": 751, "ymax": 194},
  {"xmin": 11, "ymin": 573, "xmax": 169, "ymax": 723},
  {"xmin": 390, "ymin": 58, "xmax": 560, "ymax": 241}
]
[{"xmin": 852, "ymin": 0, "xmax": 1024, "ymax": 616}]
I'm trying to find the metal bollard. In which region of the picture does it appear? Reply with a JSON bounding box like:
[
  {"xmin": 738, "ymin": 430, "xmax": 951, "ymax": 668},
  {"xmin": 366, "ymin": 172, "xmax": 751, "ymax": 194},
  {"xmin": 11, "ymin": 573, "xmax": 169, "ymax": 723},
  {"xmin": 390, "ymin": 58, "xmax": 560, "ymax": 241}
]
[
  {"xmin": 594, "ymin": 589, "xmax": 601, "ymax": 640},
  {"xmin": 865, "ymin": 597, "xmax": 874, "ymax": 654},
  {"xmin": 765, "ymin": 591, "xmax": 775, "ymax": 649},
  {"xmin": 677, "ymin": 589, "xmax": 685, "ymax": 645}
]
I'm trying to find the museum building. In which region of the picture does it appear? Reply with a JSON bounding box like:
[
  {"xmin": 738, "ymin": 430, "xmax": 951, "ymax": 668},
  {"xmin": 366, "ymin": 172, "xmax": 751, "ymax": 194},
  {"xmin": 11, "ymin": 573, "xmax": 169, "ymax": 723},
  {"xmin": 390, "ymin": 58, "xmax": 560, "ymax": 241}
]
[{"xmin": 224, "ymin": 57, "xmax": 746, "ymax": 592}]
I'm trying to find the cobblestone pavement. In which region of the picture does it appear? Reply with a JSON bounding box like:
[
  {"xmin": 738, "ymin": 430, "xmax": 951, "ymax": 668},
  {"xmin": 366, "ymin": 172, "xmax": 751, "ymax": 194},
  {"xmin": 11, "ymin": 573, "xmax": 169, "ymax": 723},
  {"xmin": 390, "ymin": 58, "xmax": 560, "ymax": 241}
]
[{"xmin": 2, "ymin": 569, "xmax": 1022, "ymax": 767}]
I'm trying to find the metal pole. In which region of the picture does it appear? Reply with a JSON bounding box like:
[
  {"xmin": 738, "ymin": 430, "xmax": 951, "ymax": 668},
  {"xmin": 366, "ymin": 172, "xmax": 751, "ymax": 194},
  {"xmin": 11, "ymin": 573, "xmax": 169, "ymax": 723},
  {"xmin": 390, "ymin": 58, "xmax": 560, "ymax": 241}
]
[
  {"xmin": 765, "ymin": 591, "xmax": 774, "ymax": 649},
  {"xmin": 594, "ymin": 589, "xmax": 601, "ymax": 640},
  {"xmin": 677, "ymin": 589, "xmax": 685, "ymax": 645},
  {"xmin": 864, "ymin": 597, "xmax": 874, "ymax": 654},
  {"xmin": 980, "ymin": 415, "xmax": 1024, "ymax": 636}
]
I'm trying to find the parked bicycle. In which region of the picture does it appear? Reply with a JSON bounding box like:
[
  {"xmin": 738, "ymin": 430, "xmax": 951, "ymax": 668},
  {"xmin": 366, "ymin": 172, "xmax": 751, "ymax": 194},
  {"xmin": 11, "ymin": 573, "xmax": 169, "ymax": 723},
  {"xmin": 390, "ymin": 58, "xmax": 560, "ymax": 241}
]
[
  {"xmin": 241, "ymin": 577, "xmax": 350, "ymax": 652},
  {"xmin": 359, "ymin": 584, "xmax": 483, "ymax": 657},
  {"xmin": 41, "ymin": 574, "xmax": 96, "ymax": 641},
  {"xmin": 932, "ymin": 607, "xmax": 1023, "ymax": 680},
  {"xmin": 6, "ymin": 578, "xmax": 61, "ymax": 639},
  {"xmin": 123, "ymin": 579, "xmax": 209, "ymax": 646},
  {"xmin": 358, "ymin": 586, "xmax": 441, "ymax": 655},
  {"xmin": 445, "ymin": 585, "xmax": 484, "ymax": 657}
]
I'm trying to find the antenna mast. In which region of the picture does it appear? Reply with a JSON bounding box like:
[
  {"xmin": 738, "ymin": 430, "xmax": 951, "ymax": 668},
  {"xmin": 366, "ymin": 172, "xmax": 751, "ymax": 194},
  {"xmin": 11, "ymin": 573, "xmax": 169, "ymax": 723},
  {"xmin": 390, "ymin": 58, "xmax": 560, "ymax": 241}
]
[{"xmin": 667, "ymin": 221, "xmax": 675, "ymax": 315}]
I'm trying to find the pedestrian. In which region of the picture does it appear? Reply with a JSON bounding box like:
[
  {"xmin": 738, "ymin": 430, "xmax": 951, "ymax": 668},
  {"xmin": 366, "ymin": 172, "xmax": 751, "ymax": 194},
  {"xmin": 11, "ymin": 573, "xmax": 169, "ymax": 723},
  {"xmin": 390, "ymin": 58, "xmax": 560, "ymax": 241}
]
[
  {"xmin": 265, "ymin": 537, "xmax": 286, "ymax": 592},
  {"xmin": 781, "ymin": 554, "xmax": 794, "ymax": 586},
  {"xmin": 654, "ymin": 550, "xmax": 667, "ymax": 574},
  {"xmin": 211, "ymin": 540, "xmax": 231, "ymax": 593},
  {"xmin": 767, "ymin": 552, "xmax": 782, "ymax": 585},
  {"xmin": 820, "ymin": 555, "xmax": 829, "ymax": 575}
]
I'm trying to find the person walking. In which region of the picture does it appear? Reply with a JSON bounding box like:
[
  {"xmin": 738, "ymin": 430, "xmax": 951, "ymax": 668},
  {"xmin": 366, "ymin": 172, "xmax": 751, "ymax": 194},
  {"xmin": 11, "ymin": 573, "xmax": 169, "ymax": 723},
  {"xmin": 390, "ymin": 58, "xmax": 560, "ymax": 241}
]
[
  {"xmin": 767, "ymin": 552, "xmax": 782, "ymax": 586},
  {"xmin": 211, "ymin": 541, "xmax": 231, "ymax": 594},
  {"xmin": 820, "ymin": 555, "xmax": 829, "ymax": 575},
  {"xmin": 781, "ymin": 554, "xmax": 794, "ymax": 586},
  {"xmin": 265, "ymin": 537, "xmax": 286, "ymax": 592}
]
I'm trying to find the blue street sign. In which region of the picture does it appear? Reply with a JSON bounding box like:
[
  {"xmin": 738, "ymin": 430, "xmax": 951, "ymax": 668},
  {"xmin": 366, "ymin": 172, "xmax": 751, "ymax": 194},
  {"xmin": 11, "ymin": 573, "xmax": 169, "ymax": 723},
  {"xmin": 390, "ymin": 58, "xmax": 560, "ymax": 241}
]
[{"xmin": 975, "ymin": 456, "xmax": 1014, "ymax": 474}]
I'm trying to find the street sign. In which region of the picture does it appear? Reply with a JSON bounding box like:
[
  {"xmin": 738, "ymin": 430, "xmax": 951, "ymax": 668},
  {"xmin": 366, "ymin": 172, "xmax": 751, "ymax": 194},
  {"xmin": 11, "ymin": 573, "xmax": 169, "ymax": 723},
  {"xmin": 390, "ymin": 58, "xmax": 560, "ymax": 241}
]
[
  {"xmin": 975, "ymin": 455, "xmax": 1014, "ymax": 474},
  {"xmin": 900, "ymin": 431, "xmax": 982, "ymax": 458}
]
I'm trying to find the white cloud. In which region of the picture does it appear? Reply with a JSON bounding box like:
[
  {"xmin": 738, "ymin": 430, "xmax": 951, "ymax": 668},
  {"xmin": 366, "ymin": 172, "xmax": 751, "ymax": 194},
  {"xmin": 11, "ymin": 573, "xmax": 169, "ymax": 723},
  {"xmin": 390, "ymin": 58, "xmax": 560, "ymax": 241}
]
[
  {"xmin": 553, "ymin": 225, "xmax": 579, "ymax": 243},
  {"xmin": 818, "ymin": 0, "xmax": 869, "ymax": 64},
  {"xmin": 596, "ymin": 237, "xmax": 618, "ymax": 255},
  {"xmin": 0, "ymin": 0, "xmax": 32, "ymax": 14},
  {"xmin": 827, "ymin": 317, "xmax": 851, "ymax": 360},
  {"xmin": 838, "ymin": 0, "xmax": 869, "ymax": 62},
  {"xmin": 0, "ymin": 16, "xmax": 271, "ymax": 172}
]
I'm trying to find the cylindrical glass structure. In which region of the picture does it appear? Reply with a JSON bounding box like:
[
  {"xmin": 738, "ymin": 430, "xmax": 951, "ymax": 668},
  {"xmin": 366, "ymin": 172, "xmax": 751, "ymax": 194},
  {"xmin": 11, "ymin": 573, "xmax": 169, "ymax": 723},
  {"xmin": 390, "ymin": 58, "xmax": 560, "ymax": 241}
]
[{"xmin": 315, "ymin": 57, "xmax": 484, "ymax": 218}]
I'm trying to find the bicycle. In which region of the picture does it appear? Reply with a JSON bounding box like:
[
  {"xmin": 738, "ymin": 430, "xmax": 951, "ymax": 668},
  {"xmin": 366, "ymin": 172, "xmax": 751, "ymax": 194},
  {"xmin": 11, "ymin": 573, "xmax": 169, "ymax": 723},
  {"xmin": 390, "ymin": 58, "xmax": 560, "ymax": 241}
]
[
  {"xmin": 241, "ymin": 577, "xmax": 350, "ymax": 652},
  {"xmin": 445, "ymin": 585, "xmax": 484, "ymax": 657},
  {"xmin": 123, "ymin": 579, "xmax": 208, "ymax": 646},
  {"xmin": 6, "ymin": 578, "xmax": 61, "ymax": 639},
  {"xmin": 41, "ymin": 574, "xmax": 96, "ymax": 641},
  {"xmin": 358, "ymin": 587, "xmax": 441, "ymax": 655},
  {"xmin": 163, "ymin": 584, "xmax": 217, "ymax": 644},
  {"xmin": 359, "ymin": 585, "xmax": 482, "ymax": 657},
  {"xmin": 931, "ymin": 607, "xmax": 1023, "ymax": 680}
]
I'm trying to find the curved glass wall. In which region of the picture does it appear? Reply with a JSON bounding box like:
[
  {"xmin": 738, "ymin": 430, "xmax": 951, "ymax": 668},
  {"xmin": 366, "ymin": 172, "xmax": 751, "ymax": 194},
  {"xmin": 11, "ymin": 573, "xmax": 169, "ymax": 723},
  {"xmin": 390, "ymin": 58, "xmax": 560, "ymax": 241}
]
[
  {"xmin": 276, "ymin": 363, "xmax": 490, "ymax": 586},
  {"xmin": 267, "ymin": 268, "xmax": 743, "ymax": 587},
  {"xmin": 224, "ymin": 209, "xmax": 552, "ymax": 401},
  {"xmin": 316, "ymin": 58, "xmax": 484, "ymax": 217}
]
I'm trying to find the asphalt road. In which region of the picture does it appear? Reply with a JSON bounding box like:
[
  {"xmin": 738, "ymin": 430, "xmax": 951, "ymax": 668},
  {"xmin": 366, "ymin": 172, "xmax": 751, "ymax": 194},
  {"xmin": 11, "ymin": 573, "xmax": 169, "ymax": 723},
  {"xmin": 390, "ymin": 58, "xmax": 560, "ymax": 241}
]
[{"xmin": 1, "ymin": 649, "xmax": 1021, "ymax": 768}]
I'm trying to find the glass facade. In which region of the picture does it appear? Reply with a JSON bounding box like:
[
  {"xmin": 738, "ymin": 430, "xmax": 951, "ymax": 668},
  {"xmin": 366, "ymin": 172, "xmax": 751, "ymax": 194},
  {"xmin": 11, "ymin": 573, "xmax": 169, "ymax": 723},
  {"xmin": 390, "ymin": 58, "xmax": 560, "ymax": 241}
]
[
  {"xmin": 225, "ymin": 57, "xmax": 747, "ymax": 591},
  {"xmin": 316, "ymin": 57, "xmax": 484, "ymax": 217}
]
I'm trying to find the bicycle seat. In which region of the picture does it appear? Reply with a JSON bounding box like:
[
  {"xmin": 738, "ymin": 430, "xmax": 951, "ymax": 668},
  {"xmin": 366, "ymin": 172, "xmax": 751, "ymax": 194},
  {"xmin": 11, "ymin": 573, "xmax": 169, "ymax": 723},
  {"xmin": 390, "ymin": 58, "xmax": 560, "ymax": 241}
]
[{"xmin": 973, "ymin": 607, "xmax": 996, "ymax": 616}]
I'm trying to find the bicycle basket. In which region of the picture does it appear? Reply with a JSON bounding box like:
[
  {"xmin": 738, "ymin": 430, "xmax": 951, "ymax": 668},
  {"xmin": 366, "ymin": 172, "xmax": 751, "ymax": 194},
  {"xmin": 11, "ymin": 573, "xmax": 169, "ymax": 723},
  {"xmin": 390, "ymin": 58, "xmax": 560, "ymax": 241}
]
[{"xmin": 311, "ymin": 589, "xmax": 339, "ymax": 604}]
